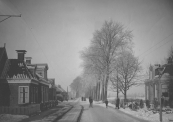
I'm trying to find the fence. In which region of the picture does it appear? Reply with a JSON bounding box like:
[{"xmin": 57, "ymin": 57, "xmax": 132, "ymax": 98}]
[
  {"xmin": 40, "ymin": 100, "xmax": 58, "ymax": 111},
  {"xmin": 0, "ymin": 104, "xmax": 40, "ymax": 115}
]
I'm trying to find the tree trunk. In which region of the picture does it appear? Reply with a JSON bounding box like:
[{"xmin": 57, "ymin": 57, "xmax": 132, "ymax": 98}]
[
  {"xmin": 102, "ymin": 81, "xmax": 105, "ymax": 101},
  {"xmin": 96, "ymin": 83, "xmax": 98, "ymax": 101},
  {"xmin": 104, "ymin": 73, "xmax": 109, "ymax": 101},
  {"xmin": 124, "ymin": 90, "xmax": 127, "ymax": 109},
  {"xmin": 124, "ymin": 91, "xmax": 127, "ymax": 101},
  {"xmin": 98, "ymin": 82, "xmax": 100, "ymax": 100}
]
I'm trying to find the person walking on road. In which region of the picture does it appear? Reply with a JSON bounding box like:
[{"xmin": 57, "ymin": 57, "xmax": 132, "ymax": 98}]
[
  {"xmin": 89, "ymin": 96, "xmax": 93, "ymax": 108},
  {"xmin": 116, "ymin": 98, "xmax": 120, "ymax": 109},
  {"xmin": 105, "ymin": 99, "xmax": 108, "ymax": 108}
]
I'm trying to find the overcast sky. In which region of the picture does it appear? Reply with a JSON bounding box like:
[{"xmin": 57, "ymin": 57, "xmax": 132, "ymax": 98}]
[{"xmin": 0, "ymin": 0, "xmax": 173, "ymax": 94}]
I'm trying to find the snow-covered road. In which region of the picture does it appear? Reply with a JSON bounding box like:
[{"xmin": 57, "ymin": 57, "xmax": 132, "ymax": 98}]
[{"xmin": 80, "ymin": 101, "xmax": 149, "ymax": 122}]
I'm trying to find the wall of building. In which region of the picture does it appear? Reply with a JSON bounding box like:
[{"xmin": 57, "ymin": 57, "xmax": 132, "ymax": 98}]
[
  {"xmin": 30, "ymin": 83, "xmax": 39, "ymax": 104},
  {"xmin": 9, "ymin": 83, "xmax": 30, "ymax": 107}
]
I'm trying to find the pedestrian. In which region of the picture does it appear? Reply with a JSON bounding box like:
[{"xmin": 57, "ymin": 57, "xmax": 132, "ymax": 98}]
[
  {"xmin": 140, "ymin": 99, "xmax": 144, "ymax": 108},
  {"xmin": 116, "ymin": 98, "xmax": 120, "ymax": 109},
  {"xmin": 89, "ymin": 96, "xmax": 93, "ymax": 108},
  {"xmin": 105, "ymin": 99, "xmax": 108, "ymax": 108}
]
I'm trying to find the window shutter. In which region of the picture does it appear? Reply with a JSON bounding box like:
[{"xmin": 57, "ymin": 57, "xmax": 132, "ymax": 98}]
[
  {"xmin": 18, "ymin": 87, "xmax": 20, "ymax": 104},
  {"xmin": 25, "ymin": 87, "xmax": 29, "ymax": 103}
]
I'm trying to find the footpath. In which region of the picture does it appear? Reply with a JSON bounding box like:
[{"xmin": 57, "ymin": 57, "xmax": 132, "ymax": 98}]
[
  {"xmin": 19, "ymin": 103, "xmax": 73, "ymax": 122},
  {"xmin": 20, "ymin": 99, "xmax": 83, "ymax": 122},
  {"xmin": 56, "ymin": 105, "xmax": 83, "ymax": 122}
]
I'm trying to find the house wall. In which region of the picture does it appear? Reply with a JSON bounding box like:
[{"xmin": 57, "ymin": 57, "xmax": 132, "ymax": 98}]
[
  {"xmin": 44, "ymin": 68, "xmax": 47, "ymax": 80},
  {"xmin": 9, "ymin": 83, "xmax": 30, "ymax": 107},
  {"xmin": 49, "ymin": 88, "xmax": 56, "ymax": 100},
  {"xmin": 38, "ymin": 83, "xmax": 49, "ymax": 103},
  {"xmin": 149, "ymin": 84, "xmax": 154, "ymax": 103},
  {"xmin": 30, "ymin": 83, "xmax": 39, "ymax": 104}
]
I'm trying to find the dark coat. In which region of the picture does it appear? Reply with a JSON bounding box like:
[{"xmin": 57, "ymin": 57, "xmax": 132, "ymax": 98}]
[
  {"xmin": 89, "ymin": 97, "xmax": 93, "ymax": 103},
  {"xmin": 105, "ymin": 100, "xmax": 108, "ymax": 105},
  {"xmin": 116, "ymin": 98, "xmax": 120, "ymax": 106}
]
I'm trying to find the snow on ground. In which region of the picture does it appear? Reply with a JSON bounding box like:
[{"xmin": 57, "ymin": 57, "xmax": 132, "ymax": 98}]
[
  {"xmin": 94, "ymin": 101, "xmax": 173, "ymax": 122},
  {"xmin": 0, "ymin": 114, "xmax": 28, "ymax": 122}
]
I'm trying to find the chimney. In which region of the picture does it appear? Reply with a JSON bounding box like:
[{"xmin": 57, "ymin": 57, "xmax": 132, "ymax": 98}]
[
  {"xmin": 25, "ymin": 57, "xmax": 32, "ymax": 64},
  {"xmin": 16, "ymin": 50, "xmax": 27, "ymax": 61}
]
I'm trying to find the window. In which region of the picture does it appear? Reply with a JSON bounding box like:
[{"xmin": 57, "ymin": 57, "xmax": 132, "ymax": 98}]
[
  {"xmin": 162, "ymin": 84, "xmax": 168, "ymax": 97},
  {"xmin": 41, "ymin": 86, "xmax": 43, "ymax": 103},
  {"xmin": 31, "ymin": 87, "xmax": 33, "ymax": 103},
  {"xmin": 31, "ymin": 86, "xmax": 36, "ymax": 103},
  {"xmin": 36, "ymin": 87, "xmax": 38, "ymax": 103},
  {"xmin": 46, "ymin": 87, "xmax": 48, "ymax": 102},
  {"xmin": 33, "ymin": 87, "xmax": 35, "ymax": 103},
  {"xmin": 162, "ymin": 84, "xmax": 168, "ymax": 89},
  {"xmin": 155, "ymin": 84, "xmax": 157, "ymax": 98},
  {"xmin": 18, "ymin": 86, "xmax": 29, "ymax": 104},
  {"xmin": 146, "ymin": 85, "xmax": 149, "ymax": 99}
]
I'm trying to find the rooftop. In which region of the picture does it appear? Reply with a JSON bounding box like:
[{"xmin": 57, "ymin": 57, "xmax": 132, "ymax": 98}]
[{"xmin": 0, "ymin": 59, "xmax": 36, "ymax": 80}]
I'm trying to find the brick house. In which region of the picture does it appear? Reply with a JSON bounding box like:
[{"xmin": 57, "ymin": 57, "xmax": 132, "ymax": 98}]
[
  {"xmin": 0, "ymin": 50, "xmax": 41, "ymax": 107},
  {"xmin": 25, "ymin": 57, "xmax": 50, "ymax": 110},
  {"xmin": 0, "ymin": 48, "xmax": 50, "ymax": 107}
]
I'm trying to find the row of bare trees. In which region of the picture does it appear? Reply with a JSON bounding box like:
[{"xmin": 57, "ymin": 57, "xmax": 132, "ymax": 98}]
[{"xmin": 70, "ymin": 20, "xmax": 142, "ymax": 102}]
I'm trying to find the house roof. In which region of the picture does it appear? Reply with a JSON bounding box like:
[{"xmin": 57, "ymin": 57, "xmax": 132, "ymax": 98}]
[
  {"xmin": 55, "ymin": 85, "xmax": 66, "ymax": 92},
  {"xmin": 0, "ymin": 59, "xmax": 37, "ymax": 80},
  {"xmin": 162, "ymin": 63, "xmax": 173, "ymax": 76},
  {"xmin": 48, "ymin": 78, "xmax": 56, "ymax": 88},
  {"xmin": 55, "ymin": 86, "xmax": 62, "ymax": 92},
  {"xmin": 26, "ymin": 64, "xmax": 49, "ymax": 86},
  {"xmin": 0, "ymin": 47, "xmax": 8, "ymax": 76},
  {"xmin": 30, "ymin": 63, "xmax": 49, "ymax": 70},
  {"xmin": 0, "ymin": 47, "xmax": 4, "ymax": 59}
]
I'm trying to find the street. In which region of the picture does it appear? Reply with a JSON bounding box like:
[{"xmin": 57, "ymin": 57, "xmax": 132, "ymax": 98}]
[
  {"xmin": 55, "ymin": 99, "xmax": 151, "ymax": 122},
  {"xmin": 79, "ymin": 100, "xmax": 150, "ymax": 122}
]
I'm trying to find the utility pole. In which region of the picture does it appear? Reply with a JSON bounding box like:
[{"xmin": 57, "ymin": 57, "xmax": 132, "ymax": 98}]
[
  {"xmin": 67, "ymin": 86, "xmax": 68, "ymax": 101},
  {"xmin": 0, "ymin": 14, "xmax": 21, "ymax": 23},
  {"xmin": 159, "ymin": 79, "xmax": 162, "ymax": 122}
]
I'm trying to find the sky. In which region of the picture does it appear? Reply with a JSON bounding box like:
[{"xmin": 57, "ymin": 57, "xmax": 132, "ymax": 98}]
[{"xmin": 0, "ymin": 0, "xmax": 173, "ymax": 94}]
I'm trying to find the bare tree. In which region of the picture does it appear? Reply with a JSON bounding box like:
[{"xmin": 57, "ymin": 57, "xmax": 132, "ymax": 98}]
[
  {"xmin": 70, "ymin": 76, "xmax": 83, "ymax": 97},
  {"xmin": 81, "ymin": 45, "xmax": 106, "ymax": 100},
  {"xmin": 83, "ymin": 21, "xmax": 133, "ymax": 100},
  {"xmin": 111, "ymin": 50, "xmax": 142, "ymax": 102}
]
